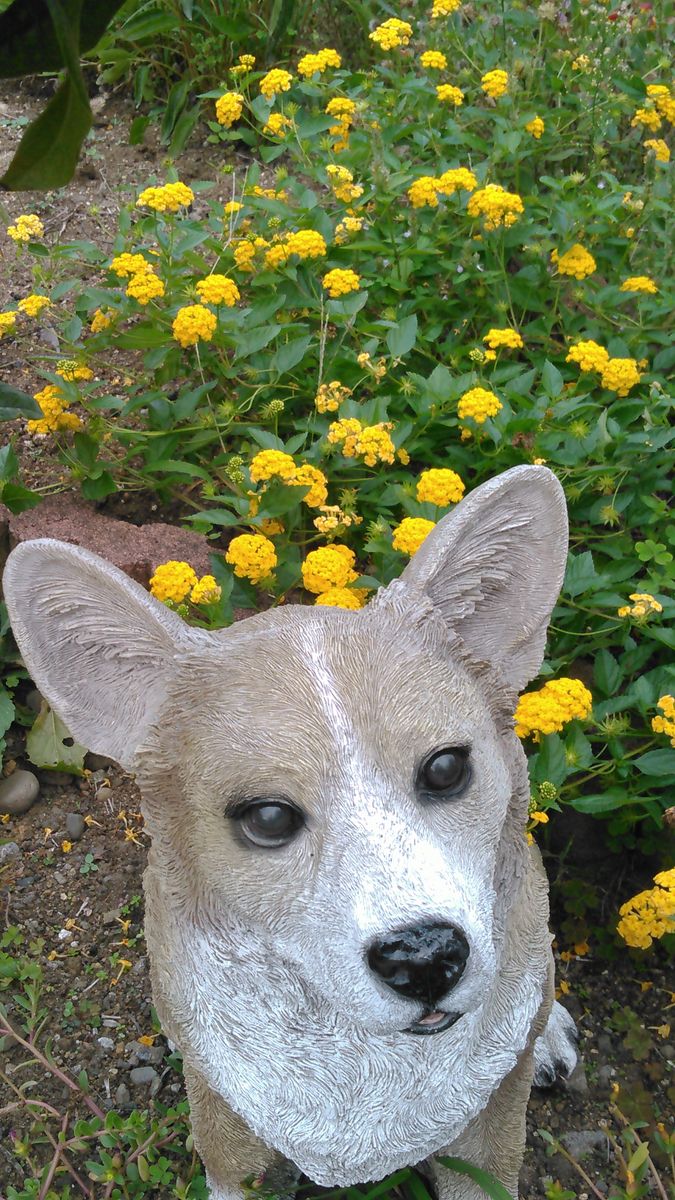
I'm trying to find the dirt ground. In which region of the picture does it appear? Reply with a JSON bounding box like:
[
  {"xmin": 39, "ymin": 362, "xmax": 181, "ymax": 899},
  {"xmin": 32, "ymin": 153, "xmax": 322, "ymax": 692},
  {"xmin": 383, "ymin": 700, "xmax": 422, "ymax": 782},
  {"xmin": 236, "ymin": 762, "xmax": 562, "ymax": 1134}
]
[{"xmin": 1, "ymin": 77, "xmax": 673, "ymax": 1200}]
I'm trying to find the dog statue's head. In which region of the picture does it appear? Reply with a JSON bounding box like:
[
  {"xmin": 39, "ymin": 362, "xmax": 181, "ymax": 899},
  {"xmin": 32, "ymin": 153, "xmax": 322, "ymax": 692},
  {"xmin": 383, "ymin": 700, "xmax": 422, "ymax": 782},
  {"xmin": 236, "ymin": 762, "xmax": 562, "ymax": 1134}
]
[{"xmin": 3, "ymin": 465, "xmax": 568, "ymax": 1179}]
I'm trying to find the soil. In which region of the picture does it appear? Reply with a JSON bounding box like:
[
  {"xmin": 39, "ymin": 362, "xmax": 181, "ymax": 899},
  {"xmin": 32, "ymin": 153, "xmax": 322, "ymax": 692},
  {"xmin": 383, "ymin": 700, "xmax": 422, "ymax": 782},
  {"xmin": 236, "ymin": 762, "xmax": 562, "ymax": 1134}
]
[{"xmin": 1, "ymin": 77, "xmax": 673, "ymax": 1200}]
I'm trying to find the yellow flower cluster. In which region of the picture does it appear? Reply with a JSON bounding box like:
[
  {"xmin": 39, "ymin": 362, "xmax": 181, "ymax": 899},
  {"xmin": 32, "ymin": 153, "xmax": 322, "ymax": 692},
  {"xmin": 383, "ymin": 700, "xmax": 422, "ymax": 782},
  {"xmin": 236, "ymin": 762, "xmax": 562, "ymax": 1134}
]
[
  {"xmin": 514, "ymin": 677, "xmax": 593, "ymax": 740},
  {"xmin": 90, "ymin": 308, "xmax": 113, "ymax": 333},
  {"xmin": 136, "ymin": 182, "xmax": 194, "ymax": 212},
  {"xmin": 326, "ymin": 164, "xmax": 363, "ymax": 203},
  {"xmin": 27, "ymin": 385, "xmax": 81, "ymax": 435},
  {"xmin": 617, "ymin": 868, "xmax": 675, "ymax": 950},
  {"xmin": 420, "ymin": 51, "xmax": 448, "ymax": 70},
  {"xmin": 416, "ymin": 468, "xmax": 465, "ymax": 506},
  {"xmin": 408, "ymin": 168, "xmax": 477, "ymax": 208},
  {"xmin": 328, "ymin": 418, "xmax": 395, "ymax": 465},
  {"xmin": 110, "ymin": 252, "xmax": 152, "ymax": 277},
  {"xmin": 315, "ymin": 587, "xmax": 364, "ymax": 610},
  {"xmin": 566, "ymin": 339, "xmax": 609, "ymax": 373},
  {"xmin": 617, "ymin": 593, "xmax": 663, "ymax": 620},
  {"xmin": 226, "ymin": 534, "xmax": 278, "ymax": 583},
  {"xmin": 215, "ymin": 92, "xmax": 244, "ymax": 127},
  {"xmin": 631, "ymin": 107, "xmax": 662, "ymax": 131},
  {"xmin": 302, "ymin": 545, "xmax": 357, "ymax": 593},
  {"xmin": 326, "ymin": 96, "xmax": 357, "ymax": 151},
  {"xmin": 315, "ymin": 380, "xmax": 352, "ymax": 412},
  {"xmin": 481, "ymin": 69, "xmax": 509, "ymax": 99},
  {"xmin": 369, "ymin": 18, "xmax": 413, "ymax": 51},
  {"xmin": 600, "ymin": 357, "xmax": 642, "ymax": 396},
  {"xmin": 467, "ymin": 184, "xmax": 524, "ymax": 229},
  {"xmin": 250, "ymin": 449, "xmax": 297, "ymax": 482},
  {"xmin": 644, "ymin": 138, "xmax": 670, "ymax": 162},
  {"xmin": 230, "ymin": 53, "xmax": 255, "ymax": 76},
  {"xmin": 436, "ymin": 84, "xmax": 464, "ymax": 106},
  {"xmin": 392, "ymin": 517, "xmax": 436, "ymax": 556},
  {"xmin": 483, "ymin": 327, "xmax": 524, "ymax": 350},
  {"xmin": 551, "ymin": 243, "xmax": 596, "ymax": 279},
  {"xmin": 291, "ymin": 464, "xmax": 328, "ymax": 507},
  {"xmin": 297, "ymin": 48, "xmax": 341, "ymax": 77},
  {"xmin": 620, "ymin": 275, "xmax": 658, "ymax": 294},
  {"xmin": 56, "ymin": 359, "xmax": 93, "ymax": 382},
  {"xmin": 6, "ymin": 213, "xmax": 44, "ymax": 242},
  {"xmin": 172, "ymin": 304, "xmax": 217, "ymax": 348},
  {"xmin": 652, "ymin": 695, "xmax": 675, "ymax": 747},
  {"xmin": 0, "ymin": 311, "xmax": 17, "ymax": 338},
  {"xmin": 18, "ymin": 294, "xmax": 50, "ymax": 318},
  {"xmin": 196, "ymin": 275, "xmax": 240, "ymax": 306},
  {"xmin": 322, "ymin": 268, "xmax": 361, "ymax": 297},
  {"xmin": 190, "ymin": 575, "xmax": 222, "ymax": 604},
  {"xmin": 313, "ymin": 504, "xmax": 360, "ymax": 534},
  {"xmin": 260, "ymin": 69, "xmax": 293, "ymax": 100},
  {"xmin": 431, "ymin": 0, "xmax": 461, "ymax": 14},
  {"xmin": 457, "ymin": 386, "xmax": 502, "ymax": 423},
  {"xmin": 149, "ymin": 561, "xmax": 198, "ymax": 603},
  {"xmin": 335, "ymin": 215, "xmax": 365, "ymax": 243},
  {"xmin": 263, "ymin": 112, "xmax": 293, "ymax": 138},
  {"xmin": 285, "ymin": 230, "xmax": 327, "ymax": 259},
  {"xmin": 646, "ymin": 83, "xmax": 675, "ymax": 122},
  {"xmin": 526, "ymin": 116, "xmax": 545, "ymax": 138},
  {"xmin": 126, "ymin": 271, "xmax": 165, "ymax": 304}
]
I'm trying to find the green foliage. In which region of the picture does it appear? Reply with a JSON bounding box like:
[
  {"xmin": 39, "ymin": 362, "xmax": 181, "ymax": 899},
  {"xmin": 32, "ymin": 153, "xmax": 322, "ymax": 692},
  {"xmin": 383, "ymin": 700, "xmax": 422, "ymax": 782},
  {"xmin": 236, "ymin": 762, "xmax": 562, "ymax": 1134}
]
[
  {"xmin": 0, "ymin": 0, "xmax": 128, "ymax": 189},
  {"xmin": 25, "ymin": 701, "xmax": 87, "ymax": 773}
]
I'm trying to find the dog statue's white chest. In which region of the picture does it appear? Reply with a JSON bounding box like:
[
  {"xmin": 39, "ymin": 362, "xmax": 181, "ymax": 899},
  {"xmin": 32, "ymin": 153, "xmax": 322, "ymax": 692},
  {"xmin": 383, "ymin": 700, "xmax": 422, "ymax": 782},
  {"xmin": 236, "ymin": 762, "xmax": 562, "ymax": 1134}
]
[{"xmin": 154, "ymin": 912, "xmax": 546, "ymax": 1186}]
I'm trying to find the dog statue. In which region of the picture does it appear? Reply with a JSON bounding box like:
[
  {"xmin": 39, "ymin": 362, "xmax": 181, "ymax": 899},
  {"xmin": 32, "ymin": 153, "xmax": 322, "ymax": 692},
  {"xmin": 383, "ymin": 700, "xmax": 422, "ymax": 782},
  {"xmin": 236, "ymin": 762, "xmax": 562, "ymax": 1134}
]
[{"xmin": 3, "ymin": 465, "xmax": 578, "ymax": 1200}]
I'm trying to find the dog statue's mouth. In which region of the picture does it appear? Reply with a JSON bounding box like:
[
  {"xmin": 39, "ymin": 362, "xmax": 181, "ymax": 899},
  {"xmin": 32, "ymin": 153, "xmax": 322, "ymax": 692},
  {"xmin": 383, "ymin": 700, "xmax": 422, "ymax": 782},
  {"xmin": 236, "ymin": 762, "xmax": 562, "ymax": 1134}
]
[{"xmin": 404, "ymin": 1008, "xmax": 463, "ymax": 1036}]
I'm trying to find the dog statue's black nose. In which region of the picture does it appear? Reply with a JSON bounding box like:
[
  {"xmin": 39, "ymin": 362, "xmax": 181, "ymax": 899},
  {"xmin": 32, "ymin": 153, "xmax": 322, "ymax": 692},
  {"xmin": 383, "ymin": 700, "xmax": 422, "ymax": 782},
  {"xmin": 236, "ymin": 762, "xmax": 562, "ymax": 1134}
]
[{"xmin": 367, "ymin": 921, "xmax": 470, "ymax": 1004}]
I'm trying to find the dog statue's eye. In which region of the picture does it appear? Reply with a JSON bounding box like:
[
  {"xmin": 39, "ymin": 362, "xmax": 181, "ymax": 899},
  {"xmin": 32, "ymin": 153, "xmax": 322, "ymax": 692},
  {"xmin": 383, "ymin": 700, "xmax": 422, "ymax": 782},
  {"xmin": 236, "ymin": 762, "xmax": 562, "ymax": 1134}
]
[
  {"xmin": 418, "ymin": 748, "xmax": 470, "ymax": 797},
  {"xmin": 235, "ymin": 800, "xmax": 305, "ymax": 848}
]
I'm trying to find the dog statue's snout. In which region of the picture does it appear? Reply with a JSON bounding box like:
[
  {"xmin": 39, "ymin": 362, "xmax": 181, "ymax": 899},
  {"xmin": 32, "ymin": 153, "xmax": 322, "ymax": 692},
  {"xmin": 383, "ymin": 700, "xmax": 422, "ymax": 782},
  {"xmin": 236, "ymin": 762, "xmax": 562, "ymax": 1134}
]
[{"xmin": 367, "ymin": 921, "xmax": 470, "ymax": 1004}]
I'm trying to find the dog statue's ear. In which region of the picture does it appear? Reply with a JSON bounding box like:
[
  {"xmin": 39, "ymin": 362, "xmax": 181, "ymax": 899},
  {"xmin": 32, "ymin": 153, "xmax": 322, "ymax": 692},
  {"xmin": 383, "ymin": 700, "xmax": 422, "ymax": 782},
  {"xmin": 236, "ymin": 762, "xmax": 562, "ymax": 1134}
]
[
  {"xmin": 399, "ymin": 465, "xmax": 568, "ymax": 691},
  {"xmin": 3, "ymin": 539, "xmax": 199, "ymax": 768}
]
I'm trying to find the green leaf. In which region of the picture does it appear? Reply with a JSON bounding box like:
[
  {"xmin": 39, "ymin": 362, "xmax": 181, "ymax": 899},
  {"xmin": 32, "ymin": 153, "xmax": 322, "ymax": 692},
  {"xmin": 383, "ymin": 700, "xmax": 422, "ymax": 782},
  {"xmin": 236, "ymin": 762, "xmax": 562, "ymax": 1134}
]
[
  {"xmin": 0, "ymin": 0, "xmax": 127, "ymax": 78},
  {"xmin": 563, "ymin": 551, "xmax": 598, "ymax": 598},
  {"xmin": 386, "ymin": 315, "xmax": 418, "ymax": 360},
  {"xmin": 26, "ymin": 703, "xmax": 86, "ymax": 773},
  {"xmin": 1, "ymin": 74, "xmax": 91, "ymax": 190},
  {"xmin": 531, "ymin": 733, "xmax": 567, "ymax": 787},
  {"xmin": 234, "ymin": 325, "xmax": 280, "ymax": 360},
  {"xmin": 571, "ymin": 787, "xmax": 640, "ymax": 814},
  {"xmin": 633, "ymin": 750, "xmax": 675, "ymax": 778},
  {"xmin": 0, "ymin": 483, "xmax": 42, "ymax": 513},
  {"xmin": 437, "ymin": 1156, "xmax": 515, "ymax": 1200},
  {"xmin": 272, "ymin": 334, "xmax": 312, "ymax": 373},
  {"xmin": 0, "ymin": 384, "xmax": 42, "ymax": 421},
  {"xmin": 594, "ymin": 649, "xmax": 623, "ymax": 697},
  {"xmin": 0, "ymin": 686, "xmax": 14, "ymax": 741},
  {"xmin": 541, "ymin": 359, "xmax": 564, "ymax": 398}
]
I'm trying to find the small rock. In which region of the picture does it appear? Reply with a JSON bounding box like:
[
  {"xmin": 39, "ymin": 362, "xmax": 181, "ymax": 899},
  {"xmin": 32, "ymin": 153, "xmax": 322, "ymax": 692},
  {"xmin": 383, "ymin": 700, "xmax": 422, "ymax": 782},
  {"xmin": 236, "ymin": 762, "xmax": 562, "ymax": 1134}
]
[
  {"xmin": 0, "ymin": 769, "xmax": 40, "ymax": 815},
  {"xmin": 102, "ymin": 908, "xmax": 122, "ymax": 927},
  {"xmin": 95, "ymin": 785, "xmax": 113, "ymax": 804},
  {"xmin": 97, "ymin": 1036, "xmax": 115, "ymax": 1051},
  {"xmin": 563, "ymin": 1059, "xmax": 589, "ymax": 1096},
  {"xmin": 25, "ymin": 688, "xmax": 44, "ymax": 714},
  {"xmin": 597, "ymin": 1064, "xmax": 614, "ymax": 1091},
  {"xmin": 0, "ymin": 841, "xmax": 20, "ymax": 865},
  {"xmin": 561, "ymin": 1130, "xmax": 609, "ymax": 1160},
  {"xmin": 127, "ymin": 1039, "xmax": 164, "ymax": 1065},
  {"xmin": 597, "ymin": 1033, "xmax": 613, "ymax": 1056},
  {"xmin": 65, "ymin": 812, "xmax": 86, "ymax": 841},
  {"xmin": 115, "ymin": 1082, "xmax": 131, "ymax": 1107},
  {"xmin": 129, "ymin": 1065, "xmax": 158, "ymax": 1086}
]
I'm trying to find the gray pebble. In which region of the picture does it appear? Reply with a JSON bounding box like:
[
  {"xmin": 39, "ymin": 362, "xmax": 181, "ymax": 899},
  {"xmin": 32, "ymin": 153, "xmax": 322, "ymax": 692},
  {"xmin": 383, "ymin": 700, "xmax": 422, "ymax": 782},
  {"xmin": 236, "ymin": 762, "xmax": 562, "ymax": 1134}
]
[
  {"xmin": 597, "ymin": 1033, "xmax": 613, "ymax": 1055},
  {"xmin": 129, "ymin": 1065, "xmax": 158, "ymax": 1086},
  {"xmin": 102, "ymin": 908, "xmax": 122, "ymax": 926},
  {"xmin": 0, "ymin": 769, "xmax": 40, "ymax": 815},
  {"xmin": 25, "ymin": 688, "xmax": 44, "ymax": 714},
  {"xmin": 95, "ymin": 785, "xmax": 112, "ymax": 804},
  {"xmin": 65, "ymin": 812, "xmax": 86, "ymax": 840},
  {"xmin": 115, "ymin": 1082, "xmax": 131, "ymax": 1107},
  {"xmin": 0, "ymin": 842, "xmax": 20, "ymax": 865},
  {"xmin": 127, "ymin": 1039, "xmax": 164, "ymax": 1065},
  {"xmin": 563, "ymin": 1059, "xmax": 589, "ymax": 1095},
  {"xmin": 561, "ymin": 1130, "xmax": 609, "ymax": 1160},
  {"xmin": 97, "ymin": 1036, "xmax": 115, "ymax": 1051}
]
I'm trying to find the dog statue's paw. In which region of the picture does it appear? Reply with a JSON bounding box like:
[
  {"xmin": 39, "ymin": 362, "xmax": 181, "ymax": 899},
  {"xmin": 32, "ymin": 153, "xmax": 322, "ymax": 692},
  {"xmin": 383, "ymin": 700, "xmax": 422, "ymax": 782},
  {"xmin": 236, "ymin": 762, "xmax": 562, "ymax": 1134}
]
[{"xmin": 533, "ymin": 1000, "xmax": 578, "ymax": 1087}]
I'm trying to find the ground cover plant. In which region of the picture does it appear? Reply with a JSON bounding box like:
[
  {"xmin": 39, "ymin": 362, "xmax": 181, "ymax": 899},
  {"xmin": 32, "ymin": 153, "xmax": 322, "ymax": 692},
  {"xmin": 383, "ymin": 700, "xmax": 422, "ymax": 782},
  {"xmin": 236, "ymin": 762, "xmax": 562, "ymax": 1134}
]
[{"xmin": 0, "ymin": 0, "xmax": 674, "ymax": 1190}]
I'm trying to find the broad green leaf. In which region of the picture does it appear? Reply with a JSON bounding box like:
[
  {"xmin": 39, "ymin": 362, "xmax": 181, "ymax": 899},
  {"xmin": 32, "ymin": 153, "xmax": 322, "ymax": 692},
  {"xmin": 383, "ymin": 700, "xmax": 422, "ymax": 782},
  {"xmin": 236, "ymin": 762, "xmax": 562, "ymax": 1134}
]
[
  {"xmin": 571, "ymin": 787, "xmax": 641, "ymax": 814},
  {"xmin": 0, "ymin": 483, "xmax": 43, "ymax": 513},
  {"xmin": 530, "ymin": 733, "xmax": 567, "ymax": 787},
  {"xmin": 1, "ymin": 74, "xmax": 91, "ymax": 190},
  {"xmin": 387, "ymin": 315, "xmax": 418, "ymax": 359},
  {"xmin": 234, "ymin": 325, "xmax": 280, "ymax": 360},
  {"xmin": 0, "ymin": 383, "xmax": 42, "ymax": 421},
  {"xmin": 272, "ymin": 335, "xmax": 312, "ymax": 373},
  {"xmin": 633, "ymin": 750, "xmax": 675, "ymax": 778},
  {"xmin": 594, "ymin": 649, "xmax": 623, "ymax": 697},
  {"xmin": 541, "ymin": 359, "xmax": 564, "ymax": 398},
  {"xmin": 0, "ymin": 0, "xmax": 126, "ymax": 78},
  {"xmin": 0, "ymin": 686, "xmax": 14, "ymax": 741},
  {"xmin": 26, "ymin": 703, "xmax": 86, "ymax": 774},
  {"xmin": 563, "ymin": 551, "xmax": 598, "ymax": 598}
]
